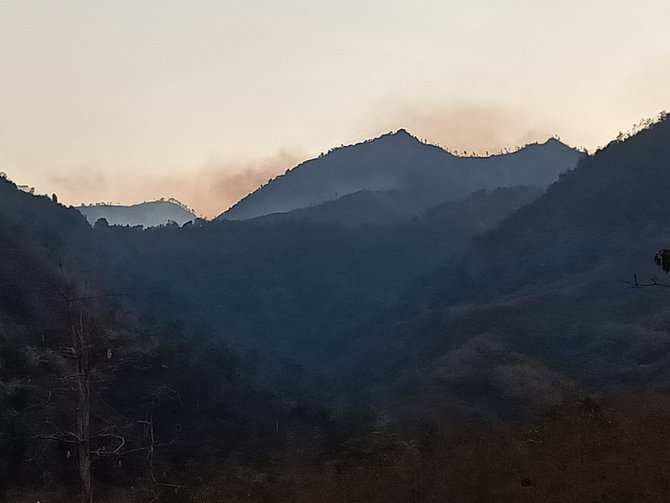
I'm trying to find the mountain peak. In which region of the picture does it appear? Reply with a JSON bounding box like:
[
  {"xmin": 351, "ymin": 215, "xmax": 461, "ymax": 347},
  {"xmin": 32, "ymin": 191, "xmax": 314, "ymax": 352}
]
[
  {"xmin": 541, "ymin": 137, "xmax": 571, "ymax": 148},
  {"xmin": 374, "ymin": 128, "xmax": 422, "ymax": 145},
  {"xmin": 394, "ymin": 128, "xmax": 414, "ymax": 137}
]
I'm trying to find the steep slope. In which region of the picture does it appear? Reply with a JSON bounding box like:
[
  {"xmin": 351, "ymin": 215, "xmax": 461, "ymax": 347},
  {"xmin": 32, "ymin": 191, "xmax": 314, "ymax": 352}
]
[
  {"xmin": 78, "ymin": 199, "xmax": 195, "ymax": 227},
  {"xmin": 220, "ymin": 130, "xmax": 582, "ymax": 221}
]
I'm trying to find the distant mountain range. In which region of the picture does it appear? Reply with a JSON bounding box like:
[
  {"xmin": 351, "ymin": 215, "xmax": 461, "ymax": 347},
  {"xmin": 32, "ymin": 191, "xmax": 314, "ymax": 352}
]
[
  {"xmin": 220, "ymin": 129, "xmax": 583, "ymax": 221},
  {"xmin": 77, "ymin": 200, "xmax": 195, "ymax": 227}
]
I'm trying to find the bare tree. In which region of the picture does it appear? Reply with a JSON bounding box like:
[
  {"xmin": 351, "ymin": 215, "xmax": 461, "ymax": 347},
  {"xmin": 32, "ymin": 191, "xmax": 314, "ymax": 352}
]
[
  {"xmin": 70, "ymin": 295, "xmax": 92, "ymax": 503},
  {"xmin": 35, "ymin": 285, "xmax": 95, "ymax": 502}
]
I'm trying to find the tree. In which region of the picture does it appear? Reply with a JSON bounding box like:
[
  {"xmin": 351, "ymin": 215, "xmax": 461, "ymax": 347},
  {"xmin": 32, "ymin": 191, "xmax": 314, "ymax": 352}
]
[
  {"xmin": 66, "ymin": 293, "xmax": 93, "ymax": 502},
  {"xmin": 94, "ymin": 218, "xmax": 109, "ymax": 229},
  {"xmin": 655, "ymin": 249, "xmax": 670, "ymax": 273},
  {"xmin": 20, "ymin": 272, "xmax": 176, "ymax": 502},
  {"xmin": 624, "ymin": 249, "xmax": 670, "ymax": 289},
  {"xmin": 29, "ymin": 282, "xmax": 98, "ymax": 502}
]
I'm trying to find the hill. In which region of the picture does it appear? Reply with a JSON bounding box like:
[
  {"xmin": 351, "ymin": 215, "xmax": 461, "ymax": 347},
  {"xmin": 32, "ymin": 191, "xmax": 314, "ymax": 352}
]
[
  {"xmin": 352, "ymin": 113, "xmax": 670, "ymax": 422},
  {"xmin": 220, "ymin": 130, "xmax": 582, "ymax": 221},
  {"xmin": 465, "ymin": 113, "xmax": 670, "ymax": 290},
  {"xmin": 77, "ymin": 199, "xmax": 195, "ymax": 227}
]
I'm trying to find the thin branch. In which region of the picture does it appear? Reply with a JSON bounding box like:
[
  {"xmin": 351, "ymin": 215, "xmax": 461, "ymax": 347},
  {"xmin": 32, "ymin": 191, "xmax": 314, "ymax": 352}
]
[
  {"xmin": 91, "ymin": 433, "xmax": 126, "ymax": 454},
  {"xmin": 115, "ymin": 438, "xmax": 177, "ymax": 456},
  {"xmin": 49, "ymin": 293, "xmax": 131, "ymax": 303},
  {"xmin": 35, "ymin": 434, "xmax": 82, "ymax": 445},
  {"xmin": 25, "ymin": 390, "xmax": 52, "ymax": 409},
  {"xmin": 624, "ymin": 273, "xmax": 670, "ymax": 289}
]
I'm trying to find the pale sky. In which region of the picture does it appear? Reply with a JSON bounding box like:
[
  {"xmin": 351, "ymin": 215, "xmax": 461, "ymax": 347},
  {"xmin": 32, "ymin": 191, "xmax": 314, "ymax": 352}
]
[{"xmin": 1, "ymin": 0, "xmax": 669, "ymax": 217}]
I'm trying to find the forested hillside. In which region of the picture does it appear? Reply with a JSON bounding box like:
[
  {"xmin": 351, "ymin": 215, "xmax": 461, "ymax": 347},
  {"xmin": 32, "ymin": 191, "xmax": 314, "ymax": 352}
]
[
  {"xmin": 86, "ymin": 185, "xmax": 542, "ymax": 366},
  {"xmin": 3, "ymin": 116, "xmax": 670, "ymax": 501},
  {"xmin": 0, "ymin": 177, "xmax": 332, "ymax": 501},
  {"xmin": 353, "ymin": 113, "xmax": 670, "ymax": 424}
]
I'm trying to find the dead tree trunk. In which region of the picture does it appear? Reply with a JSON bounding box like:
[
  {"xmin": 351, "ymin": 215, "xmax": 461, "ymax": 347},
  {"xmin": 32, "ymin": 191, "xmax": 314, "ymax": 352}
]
[{"xmin": 72, "ymin": 300, "xmax": 92, "ymax": 503}]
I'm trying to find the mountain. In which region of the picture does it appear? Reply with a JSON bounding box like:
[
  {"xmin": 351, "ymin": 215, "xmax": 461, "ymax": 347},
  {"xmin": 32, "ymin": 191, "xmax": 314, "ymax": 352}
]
[
  {"xmin": 77, "ymin": 199, "xmax": 195, "ymax": 227},
  {"xmin": 220, "ymin": 130, "xmax": 582, "ymax": 221}
]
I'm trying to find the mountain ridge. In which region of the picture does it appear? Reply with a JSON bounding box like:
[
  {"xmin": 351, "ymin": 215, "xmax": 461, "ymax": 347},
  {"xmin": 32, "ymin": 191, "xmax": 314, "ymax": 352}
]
[{"xmin": 219, "ymin": 129, "xmax": 582, "ymax": 221}]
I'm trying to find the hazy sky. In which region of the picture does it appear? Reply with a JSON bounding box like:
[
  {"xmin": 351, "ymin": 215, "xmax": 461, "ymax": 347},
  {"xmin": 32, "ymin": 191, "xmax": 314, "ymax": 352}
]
[{"xmin": 1, "ymin": 1, "xmax": 669, "ymax": 216}]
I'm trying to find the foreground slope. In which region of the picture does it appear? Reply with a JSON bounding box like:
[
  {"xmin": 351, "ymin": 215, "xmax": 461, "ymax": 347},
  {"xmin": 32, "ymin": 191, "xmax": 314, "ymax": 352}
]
[{"xmin": 221, "ymin": 130, "xmax": 581, "ymax": 220}]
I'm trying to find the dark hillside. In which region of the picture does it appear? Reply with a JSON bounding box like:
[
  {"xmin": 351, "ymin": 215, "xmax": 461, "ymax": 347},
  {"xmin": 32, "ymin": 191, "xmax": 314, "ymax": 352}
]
[
  {"xmin": 466, "ymin": 114, "xmax": 670, "ymax": 291},
  {"xmin": 350, "ymin": 114, "xmax": 670, "ymax": 423},
  {"xmin": 0, "ymin": 178, "xmax": 328, "ymax": 501},
  {"xmin": 88, "ymin": 186, "xmax": 540, "ymax": 368}
]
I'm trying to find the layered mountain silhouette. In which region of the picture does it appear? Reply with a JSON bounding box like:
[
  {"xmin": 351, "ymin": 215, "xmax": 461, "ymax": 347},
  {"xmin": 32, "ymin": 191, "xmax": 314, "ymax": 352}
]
[
  {"xmin": 220, "ymin": 129, "xmax": 582, "ymax": 221},
  {"xmin": 77, "ymin": 199, "xmax": 195, "ymax": 227},
  {"xmin": 4, "ymin": 114, "xmax": 670, "ymax": 501}
]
